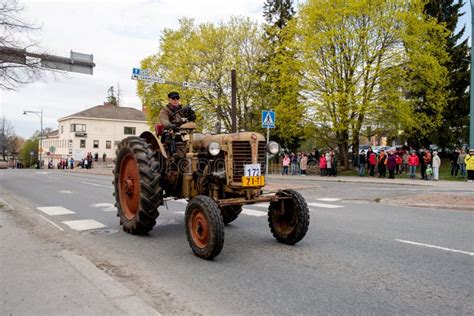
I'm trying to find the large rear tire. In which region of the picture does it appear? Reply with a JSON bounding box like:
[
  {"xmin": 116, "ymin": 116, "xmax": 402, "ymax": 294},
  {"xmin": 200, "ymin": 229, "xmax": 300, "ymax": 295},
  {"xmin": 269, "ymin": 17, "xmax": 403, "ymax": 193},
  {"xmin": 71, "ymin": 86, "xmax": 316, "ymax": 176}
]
[
  {"xmin": 113, "ymin": 136, "xmax": 162, "ymax": 235},
  {"xmin": 220, "ymin": 205, "xmax": 242, "ymax": 225},
  {"xmin": 268, "ymin": 189, "xmax": 310, "ymax": 245},
  {"xmin": 185, "ymin": 196, "xmax": 224, "ymax": 260}
]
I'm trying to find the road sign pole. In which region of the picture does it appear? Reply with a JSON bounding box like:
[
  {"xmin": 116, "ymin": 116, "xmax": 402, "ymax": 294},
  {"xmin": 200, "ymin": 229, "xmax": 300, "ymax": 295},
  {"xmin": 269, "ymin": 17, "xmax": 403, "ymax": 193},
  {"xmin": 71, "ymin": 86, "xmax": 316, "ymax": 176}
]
[{"xmin": 266, "ymin": 126, "xmax": 269, "ymax": 175}]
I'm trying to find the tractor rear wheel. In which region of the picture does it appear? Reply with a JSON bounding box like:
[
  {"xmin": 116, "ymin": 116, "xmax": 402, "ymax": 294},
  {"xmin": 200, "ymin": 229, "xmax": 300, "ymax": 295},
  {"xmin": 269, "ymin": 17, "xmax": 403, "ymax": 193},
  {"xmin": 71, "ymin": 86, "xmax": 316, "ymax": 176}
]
[
  {"xmin": 113, "ymin": 136, "xmax": 162, "ymax": 235},
  {"xmin": 268, "ymin": 189, "xmax": 310, "ymax": 245},
  {"xmin": 185, "ymin": 196, "xmax": 224, "ymax": 260}
]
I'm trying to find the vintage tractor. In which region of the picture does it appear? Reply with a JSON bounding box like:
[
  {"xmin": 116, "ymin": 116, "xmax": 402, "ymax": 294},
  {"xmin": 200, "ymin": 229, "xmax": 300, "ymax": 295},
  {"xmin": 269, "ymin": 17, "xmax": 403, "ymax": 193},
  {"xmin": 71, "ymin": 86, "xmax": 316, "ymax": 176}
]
[{"xmin": 113, "ymin": 121, "xmax": 310, "ymax": 260}]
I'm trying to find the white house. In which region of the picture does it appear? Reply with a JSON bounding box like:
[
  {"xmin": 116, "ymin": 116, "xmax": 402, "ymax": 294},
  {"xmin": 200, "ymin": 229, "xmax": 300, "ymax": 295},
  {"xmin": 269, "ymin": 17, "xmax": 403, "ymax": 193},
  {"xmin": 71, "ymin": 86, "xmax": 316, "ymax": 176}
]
[{"xmin": 42, "ymin": 102, "xmax": 149, "ymax": 162}]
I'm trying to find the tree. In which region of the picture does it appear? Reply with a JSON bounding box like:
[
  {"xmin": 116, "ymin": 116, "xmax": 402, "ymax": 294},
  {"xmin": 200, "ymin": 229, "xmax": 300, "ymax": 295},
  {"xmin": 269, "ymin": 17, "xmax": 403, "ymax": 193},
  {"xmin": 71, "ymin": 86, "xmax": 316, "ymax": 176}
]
[
  {"xmin": 297, "ymin": 0, "xmax": 449, "ymax": 168},
  {"xmin": 106, "ymin": 86, "xmax": 118, "ymax": 105},
  {"xmin": 424, "ymin": 0, "xmax": 470, "ymax": 147},
  {"xmin": 137, "ymin": 17, "xmax": 266, "ymax": 133},
  {"xmin": 0, "ymin": 0, "xmax": 47, "ymax": 90},
  {"xmin": 0, "ymin": 116, "xmax": 15, "ymax": 160},
  {"xmin": 259, "ymin": 0, "xmax": 305, "ymax": 151},
  {"xmin": 19, "ymin": 137, "xmax": 38, "ymax": 168}
]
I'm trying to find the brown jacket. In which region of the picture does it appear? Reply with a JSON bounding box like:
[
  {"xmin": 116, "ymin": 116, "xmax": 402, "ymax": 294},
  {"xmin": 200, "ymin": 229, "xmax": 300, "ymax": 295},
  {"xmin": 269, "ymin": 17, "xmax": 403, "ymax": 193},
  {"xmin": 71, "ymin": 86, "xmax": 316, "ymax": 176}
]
[{"xmin": 159, "ymin": 104, "xmax": 185, "ymax": 128}]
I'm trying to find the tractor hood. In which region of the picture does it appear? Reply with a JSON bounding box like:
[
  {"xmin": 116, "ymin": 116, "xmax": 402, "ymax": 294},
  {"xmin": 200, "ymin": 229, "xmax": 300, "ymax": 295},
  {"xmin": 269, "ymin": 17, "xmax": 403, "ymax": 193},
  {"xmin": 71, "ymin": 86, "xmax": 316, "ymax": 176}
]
[{"xmin": 192, "ymin": 132, "xmax": 266, "ymax": 150}]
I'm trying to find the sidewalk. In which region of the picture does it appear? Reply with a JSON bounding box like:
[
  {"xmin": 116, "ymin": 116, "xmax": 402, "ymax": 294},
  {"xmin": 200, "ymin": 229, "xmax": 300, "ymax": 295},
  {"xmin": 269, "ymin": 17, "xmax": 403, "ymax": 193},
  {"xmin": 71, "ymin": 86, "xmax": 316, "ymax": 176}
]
[
  {"xmin": 0, "ymin": 197, "xmax": 160, "ymax": 316},
  {"xmin": 267, "ymin": 174, "xmax": 474, "ymax": 190}
]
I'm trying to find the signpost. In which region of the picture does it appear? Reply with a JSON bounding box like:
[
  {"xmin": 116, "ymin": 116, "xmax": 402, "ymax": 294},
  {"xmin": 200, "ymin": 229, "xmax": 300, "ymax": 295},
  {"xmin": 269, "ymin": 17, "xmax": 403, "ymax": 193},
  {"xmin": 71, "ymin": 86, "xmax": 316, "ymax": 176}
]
[
  {"xmin": 262, "ymin": 110, "xmax": 276, "ymax": 175},
  {"xmin": 131, "ymin": 68, "xmax": 212, "ymax": 90}
]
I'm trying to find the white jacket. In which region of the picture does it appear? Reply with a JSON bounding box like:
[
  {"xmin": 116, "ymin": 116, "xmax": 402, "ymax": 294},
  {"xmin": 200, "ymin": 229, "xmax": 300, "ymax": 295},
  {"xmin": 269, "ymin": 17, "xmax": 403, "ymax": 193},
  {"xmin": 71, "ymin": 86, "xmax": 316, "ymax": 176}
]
[{"xmin": 432, "ymin": 155, "xmax": 441, "ymax": 168}]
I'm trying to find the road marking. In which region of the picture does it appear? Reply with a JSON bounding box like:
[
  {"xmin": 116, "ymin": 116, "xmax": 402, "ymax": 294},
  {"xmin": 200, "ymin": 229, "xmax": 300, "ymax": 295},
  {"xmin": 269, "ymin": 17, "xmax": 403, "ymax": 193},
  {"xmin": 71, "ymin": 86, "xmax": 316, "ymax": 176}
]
[
  {"xmin": 249, "ymin": 203, "xmax": 270, "ymax": 209},
  {"xmin": 37, "ymin": 206, "xmax": 75, "ymax": 216},
  {"xmin": 174, "ymin": 211, "xmax": 185, "ymax": 215},
  {"xmin": 58, "ymin": 190, "xmax": 72, "ymax": 194},
  {"xmin": 395, "ymin": 239, "xmax": 474, "ymax": 256},
  {"xmin": 173, "ymin": 199, "xmax": 188, "ymax": 204},
  {"xmin": 241, "ymin": 208, "xmax": 266, "ymax": 217},
  {"xmin": 62, "ymin": 219, "xmax": 106, "ymax": 231},
  {"xmin": 90, "ymin": 203, "xmax": 117, "ymax": 212},
  {"xmin": 48, "ymin": 176, "xmax": 60, "ymax": 179},
  {"xmin": 80, "ymin": 181, "xmax": 113, "ymax": 189},
  {"xmin": 317, "ymin": 198, "xmax": 341, "ymax": 202},
  {"xmin": 37, "ymin": 214, "xmax": 64, "ymax": 231},
  {"xmin": 35, "ymin": 172, "xmax": 49, "ymax": 175},
  {"xmin": 308, "ymin": 202, "xmax": 344, "ymax": 209}
]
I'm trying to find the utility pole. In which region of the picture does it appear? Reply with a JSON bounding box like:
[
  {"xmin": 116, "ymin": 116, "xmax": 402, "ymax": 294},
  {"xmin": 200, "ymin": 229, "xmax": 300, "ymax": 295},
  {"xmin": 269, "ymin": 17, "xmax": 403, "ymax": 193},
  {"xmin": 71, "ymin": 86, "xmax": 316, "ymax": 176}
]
[
  {"xmin": 231, "ymin": 70, "xmax": 237, "ymax": 133},
  {"xmin": 470, "ymin": 0, "xmax": 474, "ymax": 148}
]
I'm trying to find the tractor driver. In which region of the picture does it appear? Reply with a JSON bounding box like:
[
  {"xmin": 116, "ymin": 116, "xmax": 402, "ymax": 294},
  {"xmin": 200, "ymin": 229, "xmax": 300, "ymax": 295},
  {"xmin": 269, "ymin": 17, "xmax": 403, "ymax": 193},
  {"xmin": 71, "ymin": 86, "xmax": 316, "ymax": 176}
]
[
  {"xmin": 159, "ymin": 91, "xmax": 196, "ymax": 155},
  {"xmin": 159, "ymin": 91, "xmax": 196, "ymax": 130}
]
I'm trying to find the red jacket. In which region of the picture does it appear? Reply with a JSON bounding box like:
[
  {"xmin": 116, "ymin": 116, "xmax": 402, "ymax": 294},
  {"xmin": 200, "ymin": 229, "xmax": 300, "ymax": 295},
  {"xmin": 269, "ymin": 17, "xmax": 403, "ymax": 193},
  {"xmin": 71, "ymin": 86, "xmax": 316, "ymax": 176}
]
[
  {"xmin": 368, "ymin": 153, "xmax": 377, "ymax": 165},
  {"xmin": 319, "ymin": 156, "xmax": 327, "ymax": 168},
  {"xmin": 408, "ymin": 154, "xmax": 419, "ymax": 166}
]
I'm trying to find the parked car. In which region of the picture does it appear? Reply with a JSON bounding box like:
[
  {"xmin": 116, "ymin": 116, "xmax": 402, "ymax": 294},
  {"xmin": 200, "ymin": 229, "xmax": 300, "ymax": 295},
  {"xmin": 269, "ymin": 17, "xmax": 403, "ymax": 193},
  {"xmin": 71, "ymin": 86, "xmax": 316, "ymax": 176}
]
[
  {"xmin": 373, "ymin": 146, "xmax": 391, "ymax": 154},
  {"xmin": 387, "ymin": 145, "xmax": 409, "ymax": 156}
]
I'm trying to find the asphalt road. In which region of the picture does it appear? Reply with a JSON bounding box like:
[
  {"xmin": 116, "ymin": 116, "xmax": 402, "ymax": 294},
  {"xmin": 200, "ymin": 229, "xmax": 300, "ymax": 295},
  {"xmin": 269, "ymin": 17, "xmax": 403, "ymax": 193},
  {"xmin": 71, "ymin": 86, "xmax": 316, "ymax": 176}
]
[{"xmin": 1, "ymin": 169, "xmax": 473, "ymax": 315}]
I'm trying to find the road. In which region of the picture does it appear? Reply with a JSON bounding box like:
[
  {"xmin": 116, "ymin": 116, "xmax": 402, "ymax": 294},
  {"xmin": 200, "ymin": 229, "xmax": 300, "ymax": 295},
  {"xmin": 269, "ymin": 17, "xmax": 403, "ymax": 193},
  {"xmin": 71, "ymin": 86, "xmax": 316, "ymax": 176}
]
[{"xmin": 1, "ymin": 169, "xmax": 473, "ymax": 315}]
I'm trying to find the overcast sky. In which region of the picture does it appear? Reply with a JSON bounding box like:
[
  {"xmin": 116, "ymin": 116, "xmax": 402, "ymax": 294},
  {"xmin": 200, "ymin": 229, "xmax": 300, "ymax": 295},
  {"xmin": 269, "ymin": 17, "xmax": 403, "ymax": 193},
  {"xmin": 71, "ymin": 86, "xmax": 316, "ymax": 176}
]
[{"xmin": 0, "ymin": 0, "xmax": 471, "ymax": 139}]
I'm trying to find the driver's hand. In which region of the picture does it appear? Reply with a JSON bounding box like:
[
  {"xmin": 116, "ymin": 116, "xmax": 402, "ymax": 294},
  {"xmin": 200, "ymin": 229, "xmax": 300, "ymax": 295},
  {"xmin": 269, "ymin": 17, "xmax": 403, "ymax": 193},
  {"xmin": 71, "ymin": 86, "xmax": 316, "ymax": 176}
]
[{"xmin": 167, "ymin": 124, "xmax": 178, "ymax": 131}]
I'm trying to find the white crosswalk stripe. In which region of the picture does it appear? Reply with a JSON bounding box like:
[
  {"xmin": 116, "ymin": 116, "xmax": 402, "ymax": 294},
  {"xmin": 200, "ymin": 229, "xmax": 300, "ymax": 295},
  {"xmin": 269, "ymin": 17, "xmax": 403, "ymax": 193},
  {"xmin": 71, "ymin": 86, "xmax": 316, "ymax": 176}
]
[
  {"xmin": 241, "ymin": 208, "xmax": 266, "ymax": 217},
  {"xmin": 317, "ymin": 198, "xmax": 341, "ymax": 202},
  {"xmin": 37, "ymin": 206, "xmax": 75, "ymax": 216},
  {"xmin": 90, "ymin": 203, "xmax": 117, "ymax": 212},
  {"xmin": 307, "ymin": 202, "xmax": 343, "ymax": 209},
  {"xmin": 62, "ymin": 219, "xmax": 106, "ymax": 231}
]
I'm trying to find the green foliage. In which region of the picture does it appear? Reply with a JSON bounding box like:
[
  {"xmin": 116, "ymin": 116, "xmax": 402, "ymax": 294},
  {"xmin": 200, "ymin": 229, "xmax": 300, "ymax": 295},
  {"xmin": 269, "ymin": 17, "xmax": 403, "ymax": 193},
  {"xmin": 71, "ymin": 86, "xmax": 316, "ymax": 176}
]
[
  {"xmin": 19, "ymin": 138, "xmax": 38, "ymax": 167},
  {"xmin": 424, "ymin": 0, "xmax": 470, "ymax": 147},
  {"xmin": 137, "ymin": 17, "xmax": 266, "ymax": 133},
  {"xmin": 297, "ymin": 0, "xmax": 449, "ymax": 166}
]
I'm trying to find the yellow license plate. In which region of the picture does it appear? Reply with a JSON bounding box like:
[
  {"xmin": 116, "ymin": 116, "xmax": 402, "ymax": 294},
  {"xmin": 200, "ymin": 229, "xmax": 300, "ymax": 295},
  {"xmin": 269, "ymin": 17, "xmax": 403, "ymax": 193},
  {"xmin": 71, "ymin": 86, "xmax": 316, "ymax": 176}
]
[{"xmin": 242, "ymin": 176, "xmax": 265, "ymax": 187}]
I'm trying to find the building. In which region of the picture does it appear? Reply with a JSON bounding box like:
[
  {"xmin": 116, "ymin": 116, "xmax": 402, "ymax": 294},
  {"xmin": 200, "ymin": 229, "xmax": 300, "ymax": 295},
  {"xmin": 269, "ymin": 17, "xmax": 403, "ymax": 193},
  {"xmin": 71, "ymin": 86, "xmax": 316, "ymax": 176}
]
[{"xmin": 41, "ymin": 102, "xmax": 149, "ymax": 163}]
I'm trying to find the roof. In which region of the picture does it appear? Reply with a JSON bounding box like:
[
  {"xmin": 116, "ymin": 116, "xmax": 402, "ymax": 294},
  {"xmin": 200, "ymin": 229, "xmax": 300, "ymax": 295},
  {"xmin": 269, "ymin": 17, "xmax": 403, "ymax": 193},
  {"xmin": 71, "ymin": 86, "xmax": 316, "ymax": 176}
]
[
  {"xmin": 47, "ymin": 130, "xmax": 59, "ymax": 137},
  {"xmin": 60, "ymin": 103, "xmax": 146, "ymax": 121}
]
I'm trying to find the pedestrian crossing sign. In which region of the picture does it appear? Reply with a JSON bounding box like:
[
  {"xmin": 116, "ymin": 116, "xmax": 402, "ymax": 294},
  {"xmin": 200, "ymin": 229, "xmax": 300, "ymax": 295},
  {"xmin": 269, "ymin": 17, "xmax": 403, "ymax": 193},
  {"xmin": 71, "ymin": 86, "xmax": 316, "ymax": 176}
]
[{"xmin": 262, "ymin": 110, "xmax": 275, "ymax": 128}]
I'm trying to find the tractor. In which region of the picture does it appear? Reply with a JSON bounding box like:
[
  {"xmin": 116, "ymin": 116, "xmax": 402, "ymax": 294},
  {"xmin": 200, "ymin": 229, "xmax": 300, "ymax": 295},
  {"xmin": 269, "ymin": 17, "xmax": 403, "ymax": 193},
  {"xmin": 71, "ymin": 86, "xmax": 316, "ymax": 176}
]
[{"xmin": 113, "ymin": 120, "xmax": 310, "ymax": 260}]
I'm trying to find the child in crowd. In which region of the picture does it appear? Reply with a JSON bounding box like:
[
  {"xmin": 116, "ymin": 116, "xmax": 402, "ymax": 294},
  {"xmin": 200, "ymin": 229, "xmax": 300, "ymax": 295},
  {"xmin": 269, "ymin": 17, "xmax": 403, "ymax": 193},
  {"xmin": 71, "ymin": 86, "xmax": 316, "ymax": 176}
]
[{"xmin": 425, "ymin": 164, "xmax": 433, "ymax": 180}]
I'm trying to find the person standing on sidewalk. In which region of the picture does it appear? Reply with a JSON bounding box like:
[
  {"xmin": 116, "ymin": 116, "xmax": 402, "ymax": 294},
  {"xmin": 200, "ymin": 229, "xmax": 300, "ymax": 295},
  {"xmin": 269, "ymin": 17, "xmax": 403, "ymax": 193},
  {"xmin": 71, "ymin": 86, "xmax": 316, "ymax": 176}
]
[
  {"xmin": 408, "ymin": 151, "xmax": 419, "ymax": 180},
  {"xmin": 378, "ymin": 150, "xmax": 387, "ymax": 178},
  {"xmin": 325, "ymin": 151, "xmax": 332, "ymax": 176},
  {"xmin": 458, "ymin": 149, "xmax": 467, "ymax": 178},
  {"xmin": 387, "ymin": 152, "xmax": 397, "ymax": 179},
  {"xmin": 300, "ymin": 153, "xmax": 308, "ymax": 176},
  {"xmin": 368, "ymin": 150, "xmax": 376, "ymax": 177},
  {"xmin": 282, "ymin": 154, "xmax": 290, "ymax": 175},
  {"xmin": 358, "ymin": 150, "xmax": 366, "ymax": 176},
  {"xmin": 319, "ymin": 153, "xmax": 327, "ymax": 176},
  {"xmin": 432, "ymin": 151, "xmax": 441, "ymax": 181},
  {"xmin": 423, "ymin": 149, "xmax": 432, "ymax": 180},
  {"xmin": 465, "ymin": 149, "xmax": 474, "ymax": 183}
]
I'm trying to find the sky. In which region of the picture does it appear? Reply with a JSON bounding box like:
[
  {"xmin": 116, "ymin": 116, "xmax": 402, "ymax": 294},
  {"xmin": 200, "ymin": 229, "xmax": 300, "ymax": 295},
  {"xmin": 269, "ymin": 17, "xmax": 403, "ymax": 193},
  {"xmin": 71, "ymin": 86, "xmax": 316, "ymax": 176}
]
[
  {"xmin": 0, "ymin": 0, "xmax": 471, "ymax": 139},
  {"xmin": 0, "ymin": 0, "xmax": 264, "ymax": 138}
]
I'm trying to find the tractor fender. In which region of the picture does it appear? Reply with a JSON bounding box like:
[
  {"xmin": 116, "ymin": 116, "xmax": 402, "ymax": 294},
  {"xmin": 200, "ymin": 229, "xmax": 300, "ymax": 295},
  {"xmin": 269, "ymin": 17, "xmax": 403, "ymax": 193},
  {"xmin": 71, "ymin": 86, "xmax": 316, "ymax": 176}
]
[{"xmin": 139, "ymin": 131, "xmax": 168, "ymax": 159}]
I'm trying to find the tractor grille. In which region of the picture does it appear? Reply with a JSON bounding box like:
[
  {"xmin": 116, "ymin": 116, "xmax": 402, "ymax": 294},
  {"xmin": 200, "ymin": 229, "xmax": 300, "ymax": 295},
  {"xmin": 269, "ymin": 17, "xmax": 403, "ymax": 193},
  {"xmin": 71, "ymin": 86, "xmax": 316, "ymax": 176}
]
[{"xmin": 232, "ymin": 141, "xmax": 266, "ymax": 183}]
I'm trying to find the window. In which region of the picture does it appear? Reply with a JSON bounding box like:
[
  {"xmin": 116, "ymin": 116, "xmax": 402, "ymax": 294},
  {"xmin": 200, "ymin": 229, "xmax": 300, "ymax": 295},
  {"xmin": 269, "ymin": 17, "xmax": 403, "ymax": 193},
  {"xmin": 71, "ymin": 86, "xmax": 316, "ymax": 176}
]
[
  {"xmin": 61, "ymin": 125, "xmax": 63, "ymax": 134},
  {"xmin": 106, "ymin": 141, "xmax": 111, "ymax": 149},
  {"xmin": 93, "ymin": 140, "xmax": 99, "ymax": 149},
  {"xmin": 124, "ymin": 126, "xmax": 136, "ymax": 135},
  {"xmin": 80, "ymin": 140, "xmax": 86, "ymax": 148},
  {"xmin": 71, "ymin": 124, "xmax": 86, "ymax": 132}
]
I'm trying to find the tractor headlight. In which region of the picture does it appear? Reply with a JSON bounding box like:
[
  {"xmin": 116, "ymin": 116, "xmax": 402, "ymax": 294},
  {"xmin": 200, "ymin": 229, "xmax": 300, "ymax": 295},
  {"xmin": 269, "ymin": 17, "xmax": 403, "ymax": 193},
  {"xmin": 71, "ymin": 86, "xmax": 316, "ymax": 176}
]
[
  {"xmin": 208, "ymin": 142, "xmax": 221, "ymax": 156},
  {"xmin": 267, "ymin": 141, "xmax": 280, "ymax": 154}
]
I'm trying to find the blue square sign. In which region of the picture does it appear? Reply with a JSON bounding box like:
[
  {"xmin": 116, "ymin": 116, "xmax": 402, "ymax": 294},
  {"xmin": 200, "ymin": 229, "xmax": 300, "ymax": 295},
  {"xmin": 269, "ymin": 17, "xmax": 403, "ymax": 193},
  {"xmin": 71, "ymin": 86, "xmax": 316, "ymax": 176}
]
[{"xmin": 262, "ymin": 110, "xmax": 275, "ymax": 128}]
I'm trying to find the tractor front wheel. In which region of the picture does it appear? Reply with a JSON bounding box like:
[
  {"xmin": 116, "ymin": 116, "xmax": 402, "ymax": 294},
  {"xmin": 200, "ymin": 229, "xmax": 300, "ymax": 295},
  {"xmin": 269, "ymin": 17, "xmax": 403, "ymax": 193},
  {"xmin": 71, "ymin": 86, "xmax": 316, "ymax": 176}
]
[{"xmin": 185, "ymin": 196, "xmax": 224, "ymax": 260}]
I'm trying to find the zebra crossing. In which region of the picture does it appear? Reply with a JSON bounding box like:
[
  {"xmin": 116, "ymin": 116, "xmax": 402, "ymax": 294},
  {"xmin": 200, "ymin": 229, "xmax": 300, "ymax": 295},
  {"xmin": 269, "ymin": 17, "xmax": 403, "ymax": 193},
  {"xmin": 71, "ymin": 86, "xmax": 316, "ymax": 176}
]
[{"xmin": 34, "ymin": 198, "xmax": 344, "ymax": 233}]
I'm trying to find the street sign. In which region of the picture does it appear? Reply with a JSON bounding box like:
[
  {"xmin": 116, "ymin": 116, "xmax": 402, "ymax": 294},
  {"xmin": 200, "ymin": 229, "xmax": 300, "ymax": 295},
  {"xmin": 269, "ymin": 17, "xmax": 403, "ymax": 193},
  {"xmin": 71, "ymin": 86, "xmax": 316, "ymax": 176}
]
[
  {"xmin": 262, "ymin": 110, "xmax": 275, "ymax": 128},
  {"xmin": 132, "ymin": 68, "xmax": 213, "ymax": 90}
]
